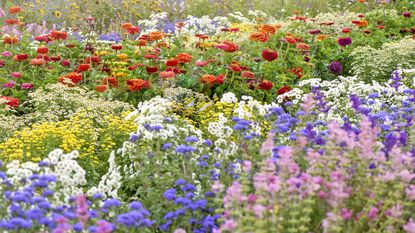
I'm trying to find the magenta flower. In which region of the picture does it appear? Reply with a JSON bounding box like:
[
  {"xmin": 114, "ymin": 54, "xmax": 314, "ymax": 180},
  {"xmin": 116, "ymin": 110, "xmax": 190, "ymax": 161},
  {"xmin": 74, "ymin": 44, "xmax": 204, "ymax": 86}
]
[
  {"xmin": 337, "ymin": 37, "xmax": 352, "ymax": 46},
  {"xmin": 20, "ymin": 83, "xmax": 34, "ymax": 90},
  {"xmin": 2, "ymin": 80, "xmax": 15, "ymax": 88},
  {"xmin": 1, "ymin": 51, "xmax": 12, "ymax": 57},
  {"xmin": 11, "ymin": 72, "xmax": 22, "ymax": 78},
  {"xmin": 367, "ymin": 207, "xmax": 378, "ymax": 220}
]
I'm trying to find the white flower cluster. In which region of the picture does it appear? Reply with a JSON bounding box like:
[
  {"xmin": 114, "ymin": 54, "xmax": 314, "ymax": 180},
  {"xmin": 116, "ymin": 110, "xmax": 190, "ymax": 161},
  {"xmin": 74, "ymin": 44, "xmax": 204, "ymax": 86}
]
[
  {"xmin": 278, "ymin": 74, "xmax": 409, "ymax": 122},
  {"xmin": 5, "ymin": 149, "xmax": 86, "ymax": 204},
  {"xmin": 350, "ymin": 37, "xmax": 415, "ymax": 81}
]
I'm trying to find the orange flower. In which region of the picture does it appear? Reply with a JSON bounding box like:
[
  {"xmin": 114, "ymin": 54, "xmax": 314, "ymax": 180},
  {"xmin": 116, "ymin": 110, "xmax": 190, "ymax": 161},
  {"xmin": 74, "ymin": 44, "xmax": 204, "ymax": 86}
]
[
  {"xmin": 249, "ymin": 32, "xmax": 269, "ymax": 42},
  {"xmin": 296, "ymin": 43, "xmax": 310, "ymax": 51},
  {"xmin": 160, "ymin": 71, "xmax": 176, "ymax": 78},
  {"xmin": 176, "ymin": 53, "xmax": 193, "ymax": 63},
  {"xmin": 352, "ymin": 20, "xmax": 368, "ymax": 28},
  {"xmin": 149, "ymin": 31, "xmax": 164, "ymax": 41},
  {"xmin": 316, "ymin": 35, "xmax": 328, "ymax": 41},
  {"xmin": 9, "ymin": 6, "xmax": 22, "ymax": 14},
  {"xmin": 96, "ymin": 85, "xmax": 107, "ymax": 92},
  {"xmin": 3, "ymin": 36, "xmax": 18, "ymax": 45},
  {"xmin": 126, "ymin": 79, "xmax": 149, "ymax": 91},
  {"xmin": 50, "ymin": 30, "xmax": 68, "ymax": 40},
  {"xmin": 136, "ymin": 39, "xmax": 147, "ymax": 46},
  {"xmin": 59, "ymin": 72, "xmax": 82, "ymax": 85},
  {"xmin": 121, "ymin": 23, "xmax": 133, "ymax": 30},
  {"xmin": 288, "ymin": 67, "xmax": 304, "ymax": 78},
  {"xmin": 259, "ymin": 24, "xmax": 277, "ymax": 34},
  {"xmin": 201, "ymin": 74, "xmax": 217, "ymax": 85},
  {"xmin": 29, "ymin": 58, "xmax": 46, "ymax": 66},
  {"xmin": 102, "ymin": 77, "xmax": 119, "ymax": 87}
]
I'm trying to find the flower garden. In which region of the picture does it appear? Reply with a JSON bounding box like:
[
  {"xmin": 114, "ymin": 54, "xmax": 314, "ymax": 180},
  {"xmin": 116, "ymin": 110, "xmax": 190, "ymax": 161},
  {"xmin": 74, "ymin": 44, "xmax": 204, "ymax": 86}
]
[{"xmin": 1, "ymin": 0, "xmax": 415, "ymax": 232}]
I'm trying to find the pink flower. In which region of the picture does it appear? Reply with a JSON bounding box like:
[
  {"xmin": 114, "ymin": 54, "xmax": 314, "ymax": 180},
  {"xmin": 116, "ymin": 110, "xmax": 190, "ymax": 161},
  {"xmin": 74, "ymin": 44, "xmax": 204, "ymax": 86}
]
[
  {"xmin": 253, "ymin": 204, "xmax": 266, "ymax": 217},
  {"xmin": 20, "ymin": 83, "xmax": 34, "ymax": 90},
  {"xmin": 212, "ymin": 180, "xmax": 225, "ymax": 193},
  {"xmin": 368, "ymin": 207, "xmax": 378, "ymax": 220},
  {"xmin": 2, "ymin": 80, "xmax": 15, "ymax": 88},
  {"xmin": 406, "ymin": 185, "xmax": 415, "ymax": 200},
  {"xmin": 1, "ymin": 51, "xmax": 12, "ymax": 57},
  {"xmin": 341, "ymin": 208, "xmax": 352, "ymax": 220},
  {"xmin": 400, "ymin": 170, "xmax": 415, "ymax": 183},
  {"xmin": 11, "ymin": 72, "xmax": 22, "ymax": 78},
  {"xmin": 173, "ymin": 228, "xmax": 186, "ymax": 233},
  {"xmin": 221, "ymin": 219, "xmax": 237, "ymax": 231},
  {"xmin": 260, "ymin": 132, "xmax": 275, "ymax": 155},
  {"xmin": 195, "ymin": 61, "xmax": 209, "ymax": 67},
  {"xmin": 0, "ymin": 8, "xmax": 5, "ymax": 18},
  {"xmin": 242, "ymin": 160, "xmax": 252, "ymax": 172},
  {"xmin": 403, "ymin": 219, "xmax": 415, "ymax": 233}
]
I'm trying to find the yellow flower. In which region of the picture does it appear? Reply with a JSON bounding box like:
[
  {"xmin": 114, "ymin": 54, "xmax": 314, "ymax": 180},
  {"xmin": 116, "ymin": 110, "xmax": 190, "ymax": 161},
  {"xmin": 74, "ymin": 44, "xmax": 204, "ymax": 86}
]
[
  {"xmin": 54, "ymin": 11, "xmax": 62, "ymax": 18},
  {"xmin": 117, "ymin": 53, "xmax": 129, "ymax": 61}
]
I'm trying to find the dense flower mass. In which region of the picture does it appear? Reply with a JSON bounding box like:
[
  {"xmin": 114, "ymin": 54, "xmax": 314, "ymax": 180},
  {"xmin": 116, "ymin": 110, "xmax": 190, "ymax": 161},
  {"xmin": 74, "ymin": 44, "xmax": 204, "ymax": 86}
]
[{"xmin": 1, "ymin": 1, "xmax": 415, "ymax": 232}]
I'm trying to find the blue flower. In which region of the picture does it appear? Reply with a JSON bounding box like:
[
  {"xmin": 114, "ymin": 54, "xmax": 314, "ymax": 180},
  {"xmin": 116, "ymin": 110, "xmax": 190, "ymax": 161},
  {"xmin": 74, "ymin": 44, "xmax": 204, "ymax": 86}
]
[
  {"xmin": 185, "ymin": 136, "xmax": 199, "ymax": 143},
  {"xmin": 175, "ymin": 178, "xmax": 186, "ymax": 186},
  {"xmin": 163, "ymin": 189, "xmax": 176, "ymax": 200},
  {"xmin": 129, "ymin": 201, "xmax": 143, "ymax": 210}
]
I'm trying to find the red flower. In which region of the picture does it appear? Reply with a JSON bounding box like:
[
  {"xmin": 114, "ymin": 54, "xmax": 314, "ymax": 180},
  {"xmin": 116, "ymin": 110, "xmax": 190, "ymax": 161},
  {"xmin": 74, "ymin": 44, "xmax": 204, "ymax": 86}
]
[
  {"xmin": 241, "ymin": 71, "xmax": 255, "ymax": 79},
  {"xmin": 37, "ymin": 47, "xmax": 49, "ymax": 54},
  {"xmin": 144, "ymin": 54, "xmax": 157, "ymax": 60},
  {"xmin": 0, "ymin": 60, "xmax": 4, "ymax": 67},
  {"xmin": 111, "ymin": 44, "xmax": 123, "ymax": 51},
  {"xmin": 13, "ymin": 54, "xmax": 28, "ymax": 62},
  {"xmin": 3, "ymin": 36, "xmax": 18, "ymax": 44},
  {"xmin": 228, "ymin": 63, "xmax": 242, "ymax": 72},
  {"xmin": 85, "ymin": 56, "xmax": 101, "ymax": 64},
  {"xmin": 1, "ymin": 96, "xmax": 19, "ymax": 108},
  {"xmin": 262, "ymin": 49, "xmax": 278, "ymax": 61},
  {"xmin": 166, "ymin": 59, "xmax": 179, "ymax": 67},
  {"xmin": 216, "ymin": 41, "xmax": 239, "ymax": 53},
  {"xmin": 50, "ymin": 56, "xmax": 61, "ymax": 62},
  {"xmin": 30, "ymin": 58, "xmax": 46, "ymax": 66},
  {"xmin": 216, "ymin": 74, "xmax": 225, "ymax": 84},
  {"xmin": 195, "ymin": 61, "xmax": 209, "ymax": 67},
  {"xmin": 258, "ymin": 80, "xmax": 273, "ymax": 90},
  {"xmin": 145, "ymin": 66, "xmax": 158, "ymax": 74},
  {"xmin": 288, "ymin": 67, "xmax": 304, "ymax": 78},
  {"xmin": 136, "ymin": 39, "xmax": 147, "ymax": 46},
  {"xmin": 342, "ymin": 28, "xmax": 351, "ymax": 33},
  {"xmin": 60, "ymin": 60, "xmax": 70, "ymax": 67},
  {"xmin": 96, "ymin": 85, "xmax": 107, "ymax": 92},
  {"xmin": 127, "ymin": 26, "xmax": 140, "ymax": 34},
  {"xmin": 77, "ymin": 64, "xmax": 90, "ymax": 72},
  {"xmin": 65, "ymin": 43, "xmax": 75, "ymax": 48},
  {"xmin": 35, "ymin": 35, "xmax": 52, "ymax": 43},
  {"xmin": 277, "ymin": 86, "xmax": 292, "ymax": 95},
  {"xmin": 5, "ymin": 19, "xmax": 19, "ymax": 25},
  {"xmin": 284, "ymin": 36, "xmax": 297, "ymax": 44}
]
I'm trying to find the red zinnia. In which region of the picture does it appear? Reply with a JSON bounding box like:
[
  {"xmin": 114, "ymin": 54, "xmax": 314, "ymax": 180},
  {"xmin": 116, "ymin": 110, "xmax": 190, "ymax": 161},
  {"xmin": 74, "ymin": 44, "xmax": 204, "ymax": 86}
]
[
  {"xmin": 77, "ymin": 64, "xmax": 90, "ymax": 72},
  {"xmin": 37, "ymin": 47, "xmax": 49, "ymax": 54},
  {"xmin": 166, "ymin": 59, "xmax": 179, "ymax": 67},
  {"xmin": 277, "ymin": 86, "xmax": 292, "ymax": 95},
  {"xmin": 258, "ymin": 80, "xmax": 273, "ymax": 90},
  {"xmin": 111, "ymin": 44, "xmax": 123, "ymax": 51},
  {"xmin": 102, "ymin": 77, "xmax": 119, "ymax": 87},
  {"xmin": 9, "ymin": 6, "xmax": 22, "ymax": 14},
  {"xmin": 126, "ymin": 79, "xmax": 149, "ymax": 91},
  {"xmin": 50, "ymin": 30, "xmax": 68, "ymax": 40},
  {"xmin": 216, "ymin": 41, "xmax": 239, "ymax": 53},
  {"xmin": 1, "ymin": 96, "xmax": 19, "ymax": 108},
  {"xmin": 13, "ymin": 53, "xmax": 28, "ymax": 62},
  {"xmin": 241, "ymin": 71, "xmax": 255, "ymax": 79},
  {"xmin": 262, "ymin": 49, "xmax": 278, "ymax": 61},
  {"xmin": 146, "ymin": 66, "xmax": 158, "ymax": 74},
  {"xmin": 160, "ymin": 71, "xmax": 176, "ymax": 78},
  {"xmin": 176, "ymin": 53, "xmax": 193, "ymax": 63}
]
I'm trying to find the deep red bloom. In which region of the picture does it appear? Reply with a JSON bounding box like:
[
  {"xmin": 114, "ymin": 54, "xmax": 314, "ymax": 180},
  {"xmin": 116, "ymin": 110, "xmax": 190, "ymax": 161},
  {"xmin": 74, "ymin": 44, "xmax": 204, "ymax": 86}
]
[
  {"xmin": 60, "ymin": 60, "xmax": 70, "ymax": 67},
  {"xmin": 35, "ymin": 35, "xmax": 52, "ymax": 43},
  {"xmin": 241, "ymin": 71, "xmax": 255, "ymax": 79},
  {"xmin": 342, "ymin": 28, "xmax": 351, "ymax": 33},
  {"xmin": 127, "ymin": 26, "xmax": 140, "ymax": 34},
  {"xmin": 111, "ymin": 44, "xmax": 123, "ymax": 51},
  {"xmin": 50, "ymin": 56, "xmax": 61, "ymax": 62},
  {"xmin": 216, "ymin": 74, "xmax": 225, "ymax": 84},
  {"xmin": 13, "ymin": 53, "xmax": 28, "ymax": 62},
  {"xmin": 277, "ymin": 86, "xmax": 292, "ymax": 95},
  {"xmin": 37, "ymin": 47, "xmax": 49, "ymax": 54},
  {"xmin": 145, "ymin": 66, "xmax": 158, "ymax": 74},
  {"xmin": 50, "ymin": 30, "xmax": 68, "ymax": 40},
  {"xmin": 262, "ymin": 49, "xmax": 278, "ymax": 61},
  {"xmin": 258, "ymin": 80, "xmax": 273, "ymax": 90}
]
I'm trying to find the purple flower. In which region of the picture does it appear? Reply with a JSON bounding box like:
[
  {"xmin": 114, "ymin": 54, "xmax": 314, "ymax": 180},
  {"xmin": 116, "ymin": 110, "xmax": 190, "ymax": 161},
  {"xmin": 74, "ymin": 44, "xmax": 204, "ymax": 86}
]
[
  {"xmin": 338, "ymin": 37, "xmax": 352, "ymax": 46},
  {"xmin": 328, "ymin": 61, "xmax": 343, "ymax": 74}
]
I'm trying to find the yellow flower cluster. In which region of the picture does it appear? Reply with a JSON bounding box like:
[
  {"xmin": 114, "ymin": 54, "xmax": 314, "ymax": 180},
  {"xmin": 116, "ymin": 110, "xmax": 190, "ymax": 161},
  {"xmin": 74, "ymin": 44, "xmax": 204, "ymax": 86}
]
[{"xmin": 0, "ymin": 111, "xmax": 135, "ymax": 163}]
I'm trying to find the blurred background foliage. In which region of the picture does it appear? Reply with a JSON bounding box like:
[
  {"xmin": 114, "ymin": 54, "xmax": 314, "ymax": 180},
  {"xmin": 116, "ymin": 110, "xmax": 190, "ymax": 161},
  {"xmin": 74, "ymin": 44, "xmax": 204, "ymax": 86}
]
[{"xmin": 1, "ymin": 0, "xmax": 412, "ymax": 33}]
